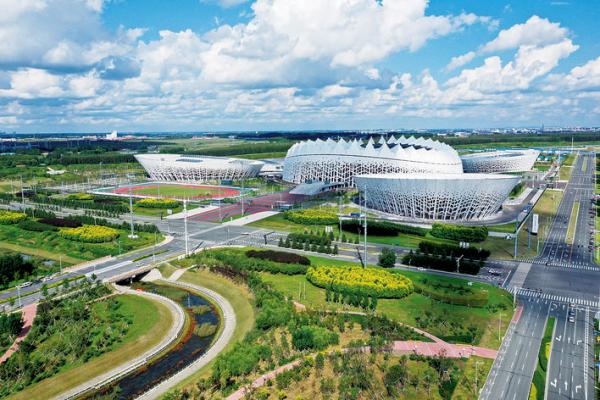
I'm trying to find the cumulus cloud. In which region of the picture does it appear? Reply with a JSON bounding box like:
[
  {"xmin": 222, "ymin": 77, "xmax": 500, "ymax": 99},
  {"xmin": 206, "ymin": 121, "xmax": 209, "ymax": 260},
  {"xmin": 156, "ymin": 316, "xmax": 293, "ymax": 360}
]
[
  {"xmin": 544, "ymin": 56, "xmax": 600, "ymax": 91},
  {"xmin": 445, "ymin": 51, "xmax": 476, "ymax": 71}
]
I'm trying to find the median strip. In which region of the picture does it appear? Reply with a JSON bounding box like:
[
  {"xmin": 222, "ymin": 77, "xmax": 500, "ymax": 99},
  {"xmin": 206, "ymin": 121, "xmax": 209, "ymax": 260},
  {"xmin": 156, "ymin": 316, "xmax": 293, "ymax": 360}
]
[
  {"xmin": 566, "ymin": 201, "xmax": 579, "ymax": 245},
  {"xmin": 530, "ymin": 317, "xmax": 555, "ymax": 400}
]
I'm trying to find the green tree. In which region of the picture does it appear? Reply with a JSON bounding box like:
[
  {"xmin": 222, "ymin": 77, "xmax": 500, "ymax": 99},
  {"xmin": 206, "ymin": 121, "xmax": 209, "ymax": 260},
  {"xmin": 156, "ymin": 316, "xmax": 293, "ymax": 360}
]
[{"xmin": 378, "ymin": 248, "xmax": 397, "ymax": 268}]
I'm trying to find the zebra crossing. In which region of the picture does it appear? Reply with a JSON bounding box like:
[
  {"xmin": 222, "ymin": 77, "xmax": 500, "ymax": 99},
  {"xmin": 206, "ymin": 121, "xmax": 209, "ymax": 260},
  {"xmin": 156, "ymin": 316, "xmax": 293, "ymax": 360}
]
[
  {"xmin": 514, "ymin": 257, "xmax": 600, "ymax": 271},
  {"xmin": 507, "ymin": 286, "xmax": 600, "ymax": 308}
]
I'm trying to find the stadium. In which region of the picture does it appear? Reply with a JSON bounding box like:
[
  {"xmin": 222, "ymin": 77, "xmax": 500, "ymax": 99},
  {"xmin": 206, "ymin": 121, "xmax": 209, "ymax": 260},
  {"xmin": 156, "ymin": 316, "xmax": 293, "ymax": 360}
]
[
  {"xmin": 282, "ymin": 136, "xmax": 463, "ymax": 187},
  {"xmin": 460, "ymin": 149, "xmax": 540, "ymax": 173},
  {"xmin": 134, "ymin": 154, "xmax": 264, "ymax": 183},
  {"xmin": 354, "ymin": 173, "xmax": 520, "ymax": 221}
]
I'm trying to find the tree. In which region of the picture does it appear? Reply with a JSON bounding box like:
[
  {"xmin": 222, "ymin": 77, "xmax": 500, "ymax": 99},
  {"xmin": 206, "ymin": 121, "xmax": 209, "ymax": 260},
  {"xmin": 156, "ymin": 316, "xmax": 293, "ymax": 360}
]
[
  {"xmin": 378, "ymin": 248, "xmax": 397, "ymax": 268},
  {"xmin": 333, "ymin": 244, "xmax": 338, "ymax": 255},
  {"xmin": 384, "ymin": 359, "xmax": 408, "ymax": 396},
  {"xmin": 315, "ymin": 353, "xmax": 325, "ymax": 371},
  {"xmin": 278, "ymin": 237, "xmax": 284, "ymax": 247}
]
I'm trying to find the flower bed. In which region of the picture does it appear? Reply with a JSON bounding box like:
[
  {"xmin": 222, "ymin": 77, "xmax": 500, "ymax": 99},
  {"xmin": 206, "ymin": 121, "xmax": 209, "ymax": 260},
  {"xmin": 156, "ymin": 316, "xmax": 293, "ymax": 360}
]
[
  {"xmin": 135, "ymin": 197, "xmax": 180, "ymax": 209},
  {"xmin": 284, "ymin": 209, "xmax": 338, "ymax": 225},
  {"xmin": 59, "ymin": 225, "xmax": 120, "ymax": 243},
  {"xmin": 306, "ymin": 265, "xmax": 413, "ymax": 298},
  {"xmin": 68, "ymin": 193, "xmax": 94, "ymax": 201},
  {"xmin": 0, "ymin": 210, "xmax": 27, "ymax": 225}
]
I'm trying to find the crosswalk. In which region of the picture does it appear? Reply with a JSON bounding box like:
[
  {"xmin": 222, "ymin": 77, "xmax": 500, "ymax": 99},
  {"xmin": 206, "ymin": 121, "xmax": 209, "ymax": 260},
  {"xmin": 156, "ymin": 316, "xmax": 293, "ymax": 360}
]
[
  {"xmin": 507, "ymin": 286, "xmax": 600, "ymax": 308},
  {"xmin": 514, "ymin": 257, "xmax": 600, "ymax": 271}
]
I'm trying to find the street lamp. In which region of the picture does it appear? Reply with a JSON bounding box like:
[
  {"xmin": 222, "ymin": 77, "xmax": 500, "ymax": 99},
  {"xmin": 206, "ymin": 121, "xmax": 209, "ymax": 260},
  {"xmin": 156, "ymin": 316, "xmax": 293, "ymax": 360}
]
[
  {"xmin": 475, "ymin": 360, "xmax": 483, "ymax": 394},
  {"xmin": 498, "ymin": 312, "xmax": 506, "ymax": 343}
]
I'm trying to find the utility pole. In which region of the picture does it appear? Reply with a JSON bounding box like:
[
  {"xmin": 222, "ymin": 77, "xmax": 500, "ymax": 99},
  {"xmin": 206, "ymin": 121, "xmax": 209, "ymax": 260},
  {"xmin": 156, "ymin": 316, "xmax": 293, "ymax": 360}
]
[
  {"xmin": 513, "ymin": 218, "xmax": 519, "ymax": 259},
  {"xmin": 127, "ymin": 180, "xmax": 137, "ymax": 239},
  {"xmin": 184, "ymin": 198, "xmax": 189, "ymax": 256},
  {"xmin": 456, "ymin": 254, "xmax": 464, "ymax": 274},
  {"xmin": 20, "ymin": 175, "xmax": 25, "ymax": 208},
  {"xmin": 498, "ymin": 313, "xmax": 506, "ymax": 343},
  {"xmin": 363, "ymin": 190, "xmax": 368, "ymax": 266},
  {"xmin": 241, "ymin": 180, "xmax": 245, "ymax": 216}
]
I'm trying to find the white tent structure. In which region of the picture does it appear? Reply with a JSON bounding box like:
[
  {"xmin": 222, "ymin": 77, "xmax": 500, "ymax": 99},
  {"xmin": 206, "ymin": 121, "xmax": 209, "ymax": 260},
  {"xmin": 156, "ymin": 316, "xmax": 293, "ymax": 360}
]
[{"xmin": 461, "ymin": 149, "xmax": 540, "ymax": 173}]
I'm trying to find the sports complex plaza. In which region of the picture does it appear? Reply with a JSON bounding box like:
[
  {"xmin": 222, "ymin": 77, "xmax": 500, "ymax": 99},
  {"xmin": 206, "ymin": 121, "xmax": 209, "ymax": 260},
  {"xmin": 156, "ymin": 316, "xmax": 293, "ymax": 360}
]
[{"xmin": 135, "ymin": 136, "xmax": 539, "ymax": 222}]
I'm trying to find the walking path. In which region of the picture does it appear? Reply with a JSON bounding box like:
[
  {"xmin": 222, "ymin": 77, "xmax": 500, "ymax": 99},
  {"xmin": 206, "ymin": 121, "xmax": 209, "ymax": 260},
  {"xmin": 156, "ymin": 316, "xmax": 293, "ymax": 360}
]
[
  {"xmin": 222, "ymin": 211, "xmax": 279, "ymax": 226},
  {"xmin": 0, "ymin": 303, "xmax": 37, "ymax": 364},
  {"xmin": 136, "ymin": 279, "xmax": 236, "ymax": 400},
  {"xmin": 58, "ymin": 285, "xmax": 185, "ymax": 400}
]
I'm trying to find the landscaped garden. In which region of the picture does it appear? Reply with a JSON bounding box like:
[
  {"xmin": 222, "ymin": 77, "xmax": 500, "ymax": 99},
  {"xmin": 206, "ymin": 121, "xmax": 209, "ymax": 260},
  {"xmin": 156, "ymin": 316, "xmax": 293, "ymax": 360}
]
[
  {"xmin": 1, "ymin": 280, "xmax": 173, "ymax": 400},
  {"xmin": 161, "ymin": 246, "xmax": 511, "ymax": 399}
]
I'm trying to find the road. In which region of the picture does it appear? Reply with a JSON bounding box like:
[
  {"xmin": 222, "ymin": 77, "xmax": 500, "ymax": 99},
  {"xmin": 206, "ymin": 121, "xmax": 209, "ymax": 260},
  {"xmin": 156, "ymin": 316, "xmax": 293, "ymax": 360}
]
[{"xmin": 484, "ymin": 151, "xmax": 598, "ymax": 400}]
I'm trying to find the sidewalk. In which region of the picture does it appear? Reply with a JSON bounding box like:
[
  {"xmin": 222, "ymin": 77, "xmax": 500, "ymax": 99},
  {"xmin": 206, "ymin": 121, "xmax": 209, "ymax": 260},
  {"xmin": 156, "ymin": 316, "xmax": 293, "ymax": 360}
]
[
  {"xmin": 222, "ymin": 211, "xmax": 279, "ymax": 226},
  {"xmin": 0, "ymin": 303, "xmax": 37, "ymax": 364}
]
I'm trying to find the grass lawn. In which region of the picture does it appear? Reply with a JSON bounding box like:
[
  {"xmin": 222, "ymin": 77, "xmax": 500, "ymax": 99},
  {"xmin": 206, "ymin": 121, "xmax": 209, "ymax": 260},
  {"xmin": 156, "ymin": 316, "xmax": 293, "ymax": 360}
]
[
  {"xmin": 485, "ymin": 189, "xmax": 563, "ymax": 260},
  {"xmin": 167, "ymin": 267, "xmax": 255, "ymax": 391},
  {"xmin": 0, "ymin": 223, "xmax": 159, "ymax": 262},
  {"xmin": 451, "ymin": 356, "xmax": 493, "ymax": 399},
  {"xmin": 530, "ymin": 317, "xmax": 555, "ymax": 400},
  {"xmin": 566, "ymin": 201, "xmax": 579, "ymax": 244},
  {"xmin": 130, "ymin": 184, "xmax": 235, "ymax": 199},
  {"xmin": 559, "ymin": 165, "xmax": 574, "ymax": 181},
  {"xmin": 488, "ymin": 222, "xmax": 517, "ymax": 234},
  {"xmin": 562, "ymin": 153, "xmax": 576, "ymax": 167},
  {"xmin": 533, "ymin": 164, "xmax": 551, "ymax": 172},
  {"xmin": 261, "ymin": 255, "xmax": 513, "ymax": 349},
  {"xmin": 8, "ymin": 294, "xmax": 173, "ymax": 400}
]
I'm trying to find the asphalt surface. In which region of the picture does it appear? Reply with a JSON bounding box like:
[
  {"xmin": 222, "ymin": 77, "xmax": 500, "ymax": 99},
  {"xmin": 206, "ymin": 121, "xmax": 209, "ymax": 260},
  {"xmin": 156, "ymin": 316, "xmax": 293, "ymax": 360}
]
[{"xmin": 484, "ymin": 152, "xmax": 598, "ymax": 400}]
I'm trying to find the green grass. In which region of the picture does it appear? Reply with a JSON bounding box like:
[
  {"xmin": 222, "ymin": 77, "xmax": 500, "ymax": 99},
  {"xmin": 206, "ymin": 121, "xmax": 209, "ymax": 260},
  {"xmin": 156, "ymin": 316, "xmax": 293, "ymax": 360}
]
[
  {"xmin": 261, "ymin": 254, "xmax": 513, "ymax": 349},
  {"xmin": 484, "ymin": 189, "xmax": 563, "ymax": 260},
  {"xmin": 8, "ymin": 294, "xmax": 173, "ymax": 400},
  {"xmin": 562, "ymin": 153, "xmax": 576, "ymax": 167},
  {"xmin": 131, "ymin": 184, "xmax": 234, "ymax": 199},
  {"xmin": 530, "ymin": 317, "xmax": 555, "ymax": 400},
  {"xmin": 566, "ymin": 201, "xmax": 579, "ymax": 244},
  {"xmin": 167, "ymin": 267, "xmax": 255, "ymax": 392},
  {"xmin": 488, "ymin": 222, "xmax": 517, "ymax": 234},
  {"xmin": 533, "ymin": 164, "xmax": 551, "ymax": 172},
  {"xmin": 451, "ymin": 356, "xmax": 493, "ymax": 399},
  {"xmin": 0, "ymin": 223, "xmax": 159, "ymax": 262}
]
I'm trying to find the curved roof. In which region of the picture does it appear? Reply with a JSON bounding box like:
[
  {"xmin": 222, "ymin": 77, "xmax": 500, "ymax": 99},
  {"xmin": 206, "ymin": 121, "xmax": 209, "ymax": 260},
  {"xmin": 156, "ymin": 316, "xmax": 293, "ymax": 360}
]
[
  {"xmin": 135, "ymin": 153, "xmax": 264, "ymax": 168},
  {"xmin": 355, "ymin": 172, "xmax": 518, "ymax": 181}
]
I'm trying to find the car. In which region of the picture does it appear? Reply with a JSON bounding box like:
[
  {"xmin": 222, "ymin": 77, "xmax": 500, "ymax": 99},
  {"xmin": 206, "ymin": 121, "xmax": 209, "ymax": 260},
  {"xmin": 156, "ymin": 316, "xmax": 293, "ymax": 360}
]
[
  {"xmin": 568, "ymin": 316, "xmax": 575, "ymax": 323},
  {"xmin": 19, "ymin": 281, "xmax": 32, "ymax": 288}
]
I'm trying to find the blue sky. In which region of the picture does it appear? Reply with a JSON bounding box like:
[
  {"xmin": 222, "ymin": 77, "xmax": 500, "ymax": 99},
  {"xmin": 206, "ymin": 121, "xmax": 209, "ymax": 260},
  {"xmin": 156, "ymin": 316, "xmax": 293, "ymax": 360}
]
[{"xmin": 0, "ymin": 0, "xmax": 599, "ymax": 132}]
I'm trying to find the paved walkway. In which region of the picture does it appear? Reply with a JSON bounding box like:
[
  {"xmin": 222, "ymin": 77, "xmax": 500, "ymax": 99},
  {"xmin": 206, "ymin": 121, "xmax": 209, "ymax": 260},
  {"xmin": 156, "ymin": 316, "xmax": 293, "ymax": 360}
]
[
  {"xmin": 0, "ymin": 303, "xmax": 37, "ymax": 364},
  {"xmin": 222, "ymin": 211, "xmax": 280, "ymax": 226},
  {"xmin": 392, "ymin": 341, "xmax": 497, "ymax": 359},
  {"xmin": 136, "ymin": 279, "xmax": 236, "ymax": 400}
]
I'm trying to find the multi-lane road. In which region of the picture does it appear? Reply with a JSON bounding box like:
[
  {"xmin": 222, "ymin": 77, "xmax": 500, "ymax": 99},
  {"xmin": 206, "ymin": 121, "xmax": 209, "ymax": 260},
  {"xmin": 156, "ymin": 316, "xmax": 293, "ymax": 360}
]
[{"xmin": 484, "ymin": 151, "xmax": 598, "ymax": 400}]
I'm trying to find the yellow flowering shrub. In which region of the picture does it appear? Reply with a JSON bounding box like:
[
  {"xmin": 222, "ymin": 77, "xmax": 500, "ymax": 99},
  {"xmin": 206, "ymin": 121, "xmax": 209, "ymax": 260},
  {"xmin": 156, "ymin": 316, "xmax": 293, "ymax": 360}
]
[
  {"xmin": 285, "ymin": 209, "xmax": 338, "ymax": 225},
  {"xmin": 0, "ymin": 210, "xmax": 27, "ymax": 224},
  {"xmin": 59, "ymin": 225, "xmax": 120, "ymax": 243},
  {"xmin": 306, "ymin": 265, "xmax": 413, "ymax": 298},
  {"xmin": 136, "ymin": 198, "xmax": 180, "ymax": 209}
]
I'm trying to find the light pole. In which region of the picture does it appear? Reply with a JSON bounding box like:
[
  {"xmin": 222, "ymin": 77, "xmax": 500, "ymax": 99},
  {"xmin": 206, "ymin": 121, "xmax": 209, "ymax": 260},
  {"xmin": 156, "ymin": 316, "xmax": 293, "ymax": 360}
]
[
  {"xmin": 498, "ymin": 312, "xmax": 506, "ymax": 343},
  {"xmin": 475, "ymin": 360, "xmax": 483, "ymax": 394},
  {"xmin": 17, "ymin": 285, "xmax": 21, "ymax": 308},
  {"xmin": 127, "ymin": 180, "xmax": 137, "ymax": 239},
  {"xmin": 184, "ymin": 198, "xmax": 189, "ymax": 256}
]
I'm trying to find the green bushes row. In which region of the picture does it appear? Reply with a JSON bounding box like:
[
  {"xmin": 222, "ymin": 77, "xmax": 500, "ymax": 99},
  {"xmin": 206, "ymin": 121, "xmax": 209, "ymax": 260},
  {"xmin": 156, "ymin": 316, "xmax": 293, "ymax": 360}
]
[
  {"xmin": 18, "ymin": 219, "xmax": 57, "ymax": 232},
  {"xmin": 341, "ymin": 219, "xmax": 428, "ymax": 237},
  {"xmin": 430, "ymin": 223, "xmax": 488, "ymax": 242},
  {"xmin": 402, "ymin": 251, "xmax": 482, "ymax": 275},
  {"xmin": 418, "ymin": 241, "xmax": 490, "ymax": 260},
  {"xmin": 197, "ymin": 248, "xmax": 308, "ymax": 275},
  {"xmin": 246, "ymin": 249, "xmax": 310, "ymax": 266}
]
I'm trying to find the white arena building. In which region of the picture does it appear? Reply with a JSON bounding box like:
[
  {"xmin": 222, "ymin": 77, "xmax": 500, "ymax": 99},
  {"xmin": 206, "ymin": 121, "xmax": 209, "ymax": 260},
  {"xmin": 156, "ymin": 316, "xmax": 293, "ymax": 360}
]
[
  {"xmin": 282, "ymin": 136, "xmax": 463, "ymax": 187},
  {"xmin": 460, "ymin": 149, "xmax": 539, "ymax": 173},
  {"xmin": 135, "ymin": 154, "xmax": 264, "ymax": 182},
  {"xmin": 354, "ymin": 173, "xmax": 520, "ymax": 221}
]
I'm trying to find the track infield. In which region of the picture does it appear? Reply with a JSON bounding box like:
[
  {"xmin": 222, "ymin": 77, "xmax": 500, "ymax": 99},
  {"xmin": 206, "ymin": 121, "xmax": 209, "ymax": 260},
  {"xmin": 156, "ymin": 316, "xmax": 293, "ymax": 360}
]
[{"xmin": 112, "ymin": 184, "xmax": 240, "ymax": 199}]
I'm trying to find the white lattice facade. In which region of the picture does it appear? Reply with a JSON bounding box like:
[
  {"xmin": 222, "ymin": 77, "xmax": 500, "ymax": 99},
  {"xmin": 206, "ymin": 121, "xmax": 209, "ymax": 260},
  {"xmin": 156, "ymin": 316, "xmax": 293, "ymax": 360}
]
[
  {"xmin": 461, "ymin": 149, "xmax": 539, "ymax": 173},
  {"xmin": 355, "ymin": 173, "xmax": 519, "ymax": 221},
  {"xmin": 283, "ymin": 135, "xmax": 462, "ymax": 186},
  {"xmin": 135, "ymin": 154, "xmax": 264, "ymax": 182}
]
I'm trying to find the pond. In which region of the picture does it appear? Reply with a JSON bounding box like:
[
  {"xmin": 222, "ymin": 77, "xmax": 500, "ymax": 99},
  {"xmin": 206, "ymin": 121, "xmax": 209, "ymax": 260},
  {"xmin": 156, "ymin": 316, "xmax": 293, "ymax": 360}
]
[{"xmin": 87, "ymin": 280, "xmax": 220, "ymax": 400}]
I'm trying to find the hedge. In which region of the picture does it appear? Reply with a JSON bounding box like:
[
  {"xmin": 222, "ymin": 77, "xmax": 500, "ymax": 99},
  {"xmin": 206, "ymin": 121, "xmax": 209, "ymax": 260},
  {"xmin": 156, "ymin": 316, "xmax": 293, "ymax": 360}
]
[
  {"xmin": 59, "ymin": 225, "xmax": 120, "ymax": 243},
  {"xmin": 0, "ymin": 210, "xmax": 27, "ymax": 225},
  {"xmin": 17, "ymin": 219, "xmax": 57, "ymax": 232},
  {"xmin": 407, "ymin": 276, "xmax": 489, "ymax": 307},
  {"xmin": 246, "ymin": 249, "xmax": 310, "ymax": 266},
  {"xmin": 197, "ymin": 249, "xmax": 308, "ymax": 275},
  {"xmin": 418, "ymin": 241, "xmax": 490, "ymax": 260},
  {"xmin": 287, "ymin": 232, "xmax": 331, "ymax": 246},
  {"xmin": 39, "ymin": 217, "xmax": 82, "ymax": 228},
  {"xmin": 341, "ymin": 219, "xmax": 427, "ymax": 237},
  {"xmin": 402, "ymin": 252, "xmax": 482, "ymax": 275},
  {"xmin": 306, "ymin": 265, "xmax": 413, "ymax": 298},
  {"xmin": 430, "ymin": 223, "xmax": 488, "ymax": 243},
  {"xmin": 68, "ymin": 193, "xmax": 94, "ymax": 201},
  {"xmin": 136, "ymin": 198, "xmax": 180, "ymax": 209},
  {"xmin": 284, "ymin": 209, "xmax": 338, "ymax": 225}
]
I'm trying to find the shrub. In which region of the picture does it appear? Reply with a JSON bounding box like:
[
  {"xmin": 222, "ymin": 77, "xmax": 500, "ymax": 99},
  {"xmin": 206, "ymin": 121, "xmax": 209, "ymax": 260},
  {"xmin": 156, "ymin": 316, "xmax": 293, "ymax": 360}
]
[
  {"xmin": 285, "ymin": 209, "xmax": 338, "ymax": 225},
  {"xmin": 292, "ymin": 326, "xmax": 339, "ymax": 351},
  {"xmin": 17, "ymin": 219, "xmax": 57, "ymax": 232},
  {"xmin": 378, "ymin": 248, "xmax": 397, "ymax": 268},
  {"xmin": 430, "ymin": 223, "xmax": 488, "ymax": 243},
  {"xmin": 39, "ymin": 217, "xmax": 82, "ymax": 228},
  {"xmin": 341, "ymin": 219, "xmax": 427, "ymax": 237},
  {"xmin": 0, "ymin": 210, "xmax": 27, "ymax": 225},
  {"xmin": 307, "ymin": 265, "xmax": 413, "ymax": 298},
  {"xmin": 136, "ymin": 197, "xmax": 180, "ymax": 209},
  {"xmin": 287, "ymin": 232, "xmax": 331, "ymax": 246},
  {"xmin": 197, "ymin": 248, "xmax": 308, "ymax": 275},
  {"xmin": 59, "ymin": 225, "xmax": 120, "ymax": 243},
  {"xmin": 246, "ymin": 249, "xmax": 310, "ymax": 265},
  {"xmin": 402, "ymin": 252, "xmax": 482, "ymax": 275}
]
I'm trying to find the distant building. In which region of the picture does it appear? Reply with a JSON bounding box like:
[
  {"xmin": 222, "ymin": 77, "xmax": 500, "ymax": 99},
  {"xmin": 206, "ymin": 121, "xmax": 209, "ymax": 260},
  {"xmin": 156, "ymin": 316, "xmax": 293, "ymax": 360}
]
[{"xmin": 106, "ymin": 130, "xmax": 118, "ymax": 140}]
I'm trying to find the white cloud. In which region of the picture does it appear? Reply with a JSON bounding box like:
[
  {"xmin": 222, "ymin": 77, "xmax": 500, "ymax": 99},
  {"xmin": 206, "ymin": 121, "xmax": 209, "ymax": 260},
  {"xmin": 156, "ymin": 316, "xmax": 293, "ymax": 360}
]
[
  {"xmin": 544, "ymin": 56, "xmax": 600, "ymax": 91},
  {"xmin": 445, "ymin": 51, "xmax": 476, "ymax": 71}
]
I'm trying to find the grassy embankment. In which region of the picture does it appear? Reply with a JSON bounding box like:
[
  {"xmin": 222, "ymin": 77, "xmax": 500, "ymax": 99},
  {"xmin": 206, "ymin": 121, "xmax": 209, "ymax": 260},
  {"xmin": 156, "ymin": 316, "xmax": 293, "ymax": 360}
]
[
  {"xmin": 260, "ymin": 254, "xmax": 513, "ymax": 350},
  {"xmin": 484, "ymin": 189, "xmax": 563, "ymax": 260},
  {"xmin": 566, "ymin": 201, "xmax": 580, "ymax": 245},
  {"xmin": 451, "ymin": 356, "xmax": 494, "ymax": 399},
  {"xmin": 559, "ymin": 153, "xmax": 577, "ymax": 181},
  {"xmin": 529, "ymin": 317, "xmax": 555, "ymax": 400},
  {"xmin": 7, "ymin": 294, "xmax": 173, "ymax": 400}
]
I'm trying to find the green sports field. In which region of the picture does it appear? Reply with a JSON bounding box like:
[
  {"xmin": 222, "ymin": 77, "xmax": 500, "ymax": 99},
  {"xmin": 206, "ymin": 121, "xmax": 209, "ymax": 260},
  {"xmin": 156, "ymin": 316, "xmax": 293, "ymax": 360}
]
[{"xmin": 113, "ymin": 183, "xmax": 240, "ymax": 199}]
